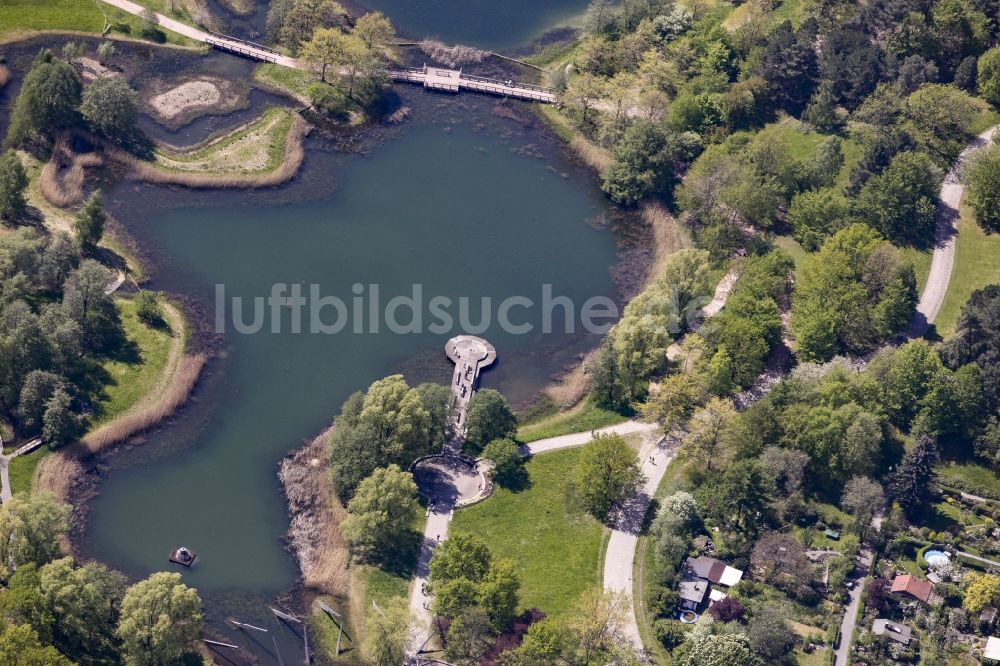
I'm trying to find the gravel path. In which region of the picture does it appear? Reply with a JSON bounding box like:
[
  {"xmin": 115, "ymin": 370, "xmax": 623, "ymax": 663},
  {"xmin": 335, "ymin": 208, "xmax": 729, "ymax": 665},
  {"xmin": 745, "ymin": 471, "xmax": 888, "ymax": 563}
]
[{"xmin": 907, "ymin": 126, "xmax": 998, "ymax": 337}]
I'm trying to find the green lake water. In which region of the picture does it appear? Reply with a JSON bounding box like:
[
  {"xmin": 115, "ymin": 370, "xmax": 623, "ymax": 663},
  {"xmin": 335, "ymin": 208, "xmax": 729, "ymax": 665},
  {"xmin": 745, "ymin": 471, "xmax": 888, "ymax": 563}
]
[
  {"xmin": 76, "ymin": 88, "xmax": 626, "ymax": 650},
  {"xmin": 354, "ymin": 0, "xmax": 589, "ymax": 50}
]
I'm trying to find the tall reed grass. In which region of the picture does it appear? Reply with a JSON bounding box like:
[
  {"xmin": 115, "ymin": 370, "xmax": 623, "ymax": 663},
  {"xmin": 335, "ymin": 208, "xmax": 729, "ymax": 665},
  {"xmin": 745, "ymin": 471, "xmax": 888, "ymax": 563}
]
[
  {"xmin": 39, "ymin": 136, "xmax": 104, "ymax": 208},
  {"xmin": 81, "ymin": 353, "xmax": 206, "ymax": 454}
]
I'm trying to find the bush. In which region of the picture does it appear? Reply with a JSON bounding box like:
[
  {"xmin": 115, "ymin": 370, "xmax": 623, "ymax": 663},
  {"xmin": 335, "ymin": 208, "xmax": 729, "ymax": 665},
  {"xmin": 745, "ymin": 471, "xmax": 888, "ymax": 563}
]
[
  {"xmin": 134, "ymin": 291, "xmax": 165, "ymax": 327},
  {"xmin": 653, "ymin": 619, "xmax": 686, "ymax": 649}
]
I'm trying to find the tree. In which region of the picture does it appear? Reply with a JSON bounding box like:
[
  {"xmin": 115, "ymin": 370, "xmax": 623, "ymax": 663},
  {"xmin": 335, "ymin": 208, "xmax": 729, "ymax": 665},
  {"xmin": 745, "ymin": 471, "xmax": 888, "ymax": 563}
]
[
  {"xmin": 0, "ymin": 492, "xmax": 70, "ymax": 576},
  {"xmin": 818, "ymin": 28, "xmax": 882, "ymax": 109},
  {"xmin": 74, "ymin": 190, "xmax": 106, "ymax": 250},
  {"xmin": 17, "ymin": 370, "xmax": 65, "ymax": 435},
  {"xmin": 0, "ymin": 149, "xmax": 28, "ymax": 221},
  {"xmin": 803, "ymin": 80, "xmax": 839, "ymax": 131},
  {"xmin": 574, "ymin": 433, "xmax": 643, "ymax": 520},
  {"xmin": 601, "ymin": 120, "xmax": 677, "ymax": 205},
  {"xmin": 866, "ymin": 577, "xmax": 891, "ymax": 614},
  {"xmin": 787, "ymin": 188, "xmax": 848, "ymax": 251},
  {"xmin": 5, "ymin": 50, "xmax": 82, "ymax": 148},
  {"xmin": 275, "ymin": 0, "xmax": 347, "ymax": 53},
  {"xmin": 567, "ymin": 588, "xmax": 629, "ymax": 665},
  {"xmin": 465, "ymin": 388, "xmax": 516, "ymax": 453},
  {"xmin": 134, "ymin": 290, "xmax": 164, "ymax": 327},
  {"xmin": 654, "ymin": 490, "xmax": 700, "ymax": 535},
  {"xmin": 709, "ymin": 597, "xmax": 745, "ymax": 622},
  {"xmin": 682, "ymin": 633, "xmax": 763, "ymax": 666},
  {"xmin": 116, "ymin": 572, "xmax": 203, "ymax": 666},
  {"xmin": 81, "ymin": 76, "xmax": 138, "ymax": 142},
  {"xmin": 791, "ymin": 224, "xmax": 917, "ymax": 361},
  {"xmin": 967, "ymin": 145, "xmax": 1000, "ymax": 233},
  {"xmin": 979, "ymin": 47, "xmax": 1000, "ymax": 108},
  {"xmin": 681, "ymin": 398, "xmax": 735, "ymax": 472},
  {"xmin": 0, "ymin": 624, "xmax": 71, "ymax": 666},
  {"xmin": 840, "ymin": 476, "xmax": 884, "ymax": 540},
  {"xmin": 855, "ymin": 152, "xmax": 941, "ymax": 246},
  {"xmin": 352, "ymin": 11, "xmax": 394, "ymax": 51},
  {"xmin": 942, "ymin": 285, "xmax": 1000, "ymax": 410},
  {"xmin": 445, "ymin": 606, "xmax": 493, "ymax": 663},
  {"xmin": 481, "ymin": 438, "xmax": 523, "ymax": 487},
  {"xmin": 39, "ymin": 557, "xmax": 127, "ymax": 658},
  {"xmin": 640, "ymin": 372, "xmax": 705, "ymax": 432},
  {"xmin": 96, "ymin": 41, "xmax": 116, "ymax": 65},
  {"xmin": 747, "ymin": 605, "xmax": 796, "ymax": 660},
  {"xmin": 500, "ymin": 618, "xmax": 570, "ymax": 665},
  {"xmin": 340, "ymin": 464, "xmax": 418, "ymax": 562},
  {"xmin": 362, "ymin": 598, "xmax": 408, "ymax": 666},
  {"xmin": 428, "ymin": 535, "xmax": 519, "ymax": 630},
  {"xmin": 750, "ymin": 533, "xmax": 813, "ymax": 594},
  {"xmin": 42, "ymin": 388, "xmax": 81, "ymax": 447},
  {"xmin": 300, "ymin": 27, "xmax": 347, "ymax": 82},
  {"xmin": 889, "ymin": 435, "xmax": 938, "ymax": 517},
  {"xmin": 963, "ymin": 573, "xmax": 1000, "ymax": 613},
  {"xmin": 903, "ymin": 84, "xmax": 977, "ymax": 166},
  {"xmin": 327, "ymin": 375, "xmax": 437, "ymax": 501},
  {"xmin": 757, "ymin": 21, "xmax": 817, "ymax": 115}
]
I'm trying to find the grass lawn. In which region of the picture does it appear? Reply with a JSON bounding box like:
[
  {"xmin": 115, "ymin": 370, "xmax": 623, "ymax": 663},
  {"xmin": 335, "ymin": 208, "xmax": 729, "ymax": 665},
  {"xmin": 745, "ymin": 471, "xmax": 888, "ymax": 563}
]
[
  {"xmin": 935, "ymin": 197, "xmax": 1000, "ymax": 336},
  {"xmin": 153, "ymin": 107, "xmax": 295, "ymax": 175},
  {"xmin": 517, "ymin": 398, "xmax": 625, "ymax": 443},
  {"xmin": 936, "ymin": 462, "xmax": 1000, "ymax": 500},
  {"xmin": 0, "ymin": 0, "xmax": 191, "ymax": 45},
  {"xmin": 8, "ymin": 447, "xmax": 49, "ymax": 495},
  {"xmin": 91, "ymin": 298, "xmax": 174, "ymax": 426},
  {"xmin": 775, "ymin": 235, "xmax": 810, "ymax": 268},
  {"xmin": 754, "ymin": 118, "xmax": 862, "ymax": 191},
  {"xmin": 254, "ymin": 63, "xmax": 316, "ymax": 103},
  {"xmin": 899, "ymin": 245, "xmax": 933, "ymax": 294},
  {"xmin": 970, "ymin": 108, "xmax": 1000, "ymax": 135},
  {"xmin": 451, "ymin": 448, "xmax": 607, "ymax": 620}
]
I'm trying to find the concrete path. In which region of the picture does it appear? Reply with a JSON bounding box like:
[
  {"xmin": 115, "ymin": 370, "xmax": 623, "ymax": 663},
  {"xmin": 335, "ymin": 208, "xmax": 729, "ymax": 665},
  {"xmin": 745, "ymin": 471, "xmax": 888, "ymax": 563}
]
[
  {"xmin": 907, "ymin": 125, "xmax": 998, "ymax": 337},
  {"xmin": 97, "ymin": 0, "xmax": 302, "ymax": 68},
  {"xmin": 957, "ymin": 550, "xmax": 1000, "ymax": 569},
  {"xmin": 520, "ymin": 420, "xmax": 659, "ymax": 456},
  {"xmin": 603, "ymin": 435, "xmax": 675, "ymax": 651},
  {"xmin": 407, "ymin": 509, "xmax": 451, "ymax": 651},
  {"xmin": 834, "ymin": 548, "xmax": 873, "ymax": 666},
  {"xmin": 0, "ymin": 437, "xmax": 43, "ymax": 503}
]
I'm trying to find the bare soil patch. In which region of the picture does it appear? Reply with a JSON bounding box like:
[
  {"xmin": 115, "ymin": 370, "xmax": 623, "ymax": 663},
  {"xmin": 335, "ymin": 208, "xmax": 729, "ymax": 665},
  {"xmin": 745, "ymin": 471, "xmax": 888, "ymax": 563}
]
[{"xmin": 141, "ymin": 75, "xmax": 249, "ymax": 130}]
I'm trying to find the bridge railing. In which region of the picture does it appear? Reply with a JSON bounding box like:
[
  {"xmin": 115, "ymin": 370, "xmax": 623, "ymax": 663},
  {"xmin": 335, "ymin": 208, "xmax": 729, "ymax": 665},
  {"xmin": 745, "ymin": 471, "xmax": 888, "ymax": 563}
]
[
  {"xmin": 459, "ymin": 73, "xmax": 555, "ymax": 94},
  {"xmin": 205, "ymin": 30, "xmax": 277, "ymax": 54},
  {"xmin": 205, "ymin": 37, "xmax": 278, "ymax": 63},
  {"xmin": 460, "ymin": 79, "xmax": 556, "ymax": 102}
]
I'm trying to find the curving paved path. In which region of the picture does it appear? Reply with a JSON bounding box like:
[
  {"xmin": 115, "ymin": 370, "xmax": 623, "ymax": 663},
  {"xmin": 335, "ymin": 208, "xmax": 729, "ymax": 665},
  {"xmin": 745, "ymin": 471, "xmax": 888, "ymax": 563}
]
[
  {"xmin": 0, "ymin": 437, "xmax": 44, "ymax": 503},
  {"xmin": 97, "ymin": 0, "xmax": 302, "ymax": 68},
  {"xmin": 907, "ymin": 125, "xmax": 998, "ymax": 337},
  {"xmin": 603, "ymin": 435, "xmax": 674, "ymax": 651}
]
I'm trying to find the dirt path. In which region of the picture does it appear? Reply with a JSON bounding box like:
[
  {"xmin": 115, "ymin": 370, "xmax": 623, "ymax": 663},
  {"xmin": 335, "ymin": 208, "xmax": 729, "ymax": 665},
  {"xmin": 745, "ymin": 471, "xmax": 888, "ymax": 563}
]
[{"xmin": 907, "ymin": 125, "xmax": 998, "ymax": 337}]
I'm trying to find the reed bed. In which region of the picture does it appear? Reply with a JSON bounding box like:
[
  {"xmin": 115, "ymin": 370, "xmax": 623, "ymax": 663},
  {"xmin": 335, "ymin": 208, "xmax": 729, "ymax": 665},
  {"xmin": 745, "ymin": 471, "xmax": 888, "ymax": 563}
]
[
  {"xmin": 570, "ymin": 135, "xmax": 612, "ymax": 174},
  {"xmin": 418, "ymin": 39, "xmax": 488, "ymax": 67},
  {"xmin": 105, "ymin": 115, "xmax": 309, "ymax": 189},
  {"xmin": 279, "ymin": 432, "xmax": 351, "ymax": 597},
  {"xmin": 642, "ymin": 202, "xmax": 692, "ymax": 280},
  {"xmin": 0, "ymin": 65, "xmax": 11, "ymax": 89},
  {"xmin": 39, "ymin": 137, "xmax": 104, "ymax": 208},
  {"xmin": 81, "ymin": 352, "xmax": 206, "ymax": 454},
  {"xmin": 33, "ymin": 451, "xmax": 86, "ymax": 504}
]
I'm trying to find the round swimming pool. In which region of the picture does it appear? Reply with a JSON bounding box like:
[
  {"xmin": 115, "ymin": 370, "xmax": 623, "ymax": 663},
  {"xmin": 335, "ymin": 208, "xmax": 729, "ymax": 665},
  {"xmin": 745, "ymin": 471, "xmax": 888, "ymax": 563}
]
[{"xmin": 925, "ymin": 549, "xmax": 951, "ymax": 567}]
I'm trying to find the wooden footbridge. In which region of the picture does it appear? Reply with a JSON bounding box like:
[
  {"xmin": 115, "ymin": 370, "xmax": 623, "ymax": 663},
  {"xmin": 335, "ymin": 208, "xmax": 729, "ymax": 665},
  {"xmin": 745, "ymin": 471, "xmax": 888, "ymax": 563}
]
[{"xmin": 390, "ymin": 65, "xmax": 557, "ymax": 103}]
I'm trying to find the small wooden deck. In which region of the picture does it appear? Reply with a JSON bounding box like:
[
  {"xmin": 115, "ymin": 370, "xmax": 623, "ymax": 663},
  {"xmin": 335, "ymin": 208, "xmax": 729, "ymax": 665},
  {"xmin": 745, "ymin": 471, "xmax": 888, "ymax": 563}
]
[{"xmin": 389, "ymin": 65, "xmax": 558, "ymax": 103}]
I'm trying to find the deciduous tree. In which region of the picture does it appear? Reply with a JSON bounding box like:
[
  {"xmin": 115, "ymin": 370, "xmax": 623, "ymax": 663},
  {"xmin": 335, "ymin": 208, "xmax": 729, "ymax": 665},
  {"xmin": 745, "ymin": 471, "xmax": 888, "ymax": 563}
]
[
  {"xmin": 574, "ymin": 433, "xmax": 643, "ymax": 520},
  {"xmin": 0, "ymin": 150, "xmax": 28, "ymax": 222},
  {"xmin": 340, "ymin": 464, "xmax": 418, "ymax": 562},
  {"xmin": 116, "ymin": 572, "xmax": 203, "ymax": 666}
]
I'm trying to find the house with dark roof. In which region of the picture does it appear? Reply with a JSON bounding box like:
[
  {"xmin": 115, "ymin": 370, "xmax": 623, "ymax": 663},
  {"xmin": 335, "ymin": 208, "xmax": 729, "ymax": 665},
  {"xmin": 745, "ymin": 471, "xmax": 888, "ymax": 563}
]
[
  {"xmin": 890, "ymin": 574, "xmax": 933, "ymax": 603},
  {"xmin": 678, "ymin": 578, "xmax": 709, "ymax": 610},
  {"xmin": 685, "ymin": 556, "xmax": 744, "ymax": 587}
]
